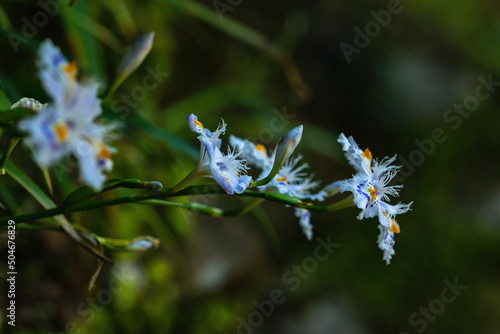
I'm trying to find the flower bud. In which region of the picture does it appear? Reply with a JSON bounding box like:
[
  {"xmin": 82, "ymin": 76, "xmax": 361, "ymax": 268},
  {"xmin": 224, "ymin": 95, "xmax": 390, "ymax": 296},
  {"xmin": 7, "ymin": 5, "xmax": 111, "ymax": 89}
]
[
  {"xmin": 253, "ymin": 125, "xmax": 302, "ymax": 186},
  {"xmin": 272, "ymin": 125, "xmax": 302, "ymax": 173},
  {"xmin": 144, "ymin": 181, "xmax": 163, "ymax": 191},
  {"xmin": 187, "ymin": 113, "xmax": 204, "ymax": 134},
  {"xmin": 126, "ymin": 236, "xmax": 160, "ymax": 252},
  {"xmin": 11, "ymin": 97, "xmax": 47, "ymax": 111},
  {"xmin": 111, "ymin": 32, "xmax": 155, "ymax": 92}
]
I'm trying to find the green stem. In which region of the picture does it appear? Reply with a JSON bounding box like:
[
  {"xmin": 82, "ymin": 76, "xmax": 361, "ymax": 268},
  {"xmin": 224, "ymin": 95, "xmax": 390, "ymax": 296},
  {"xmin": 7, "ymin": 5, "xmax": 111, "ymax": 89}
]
[
  {"xmin": 62, "ymin": 178, "xmax": 163, "ymax": 208},
  {"xmin": 169, "ymin": 167, "xmax": 206, "ymax": 194},
  {"xmin": 249, "ymin": 175, "xmax": 273, "ymax": 188},
  {"xmin": 139, "ymin": 199, "xmax": 225, "ymax": 217},
  {"xmin": 224, "ymin": 198, "xmax": 265, "ymax": 217},
  {"xmin": 1, "ymin": 186, "xmax": 355, "ymax": 225},
  {"xmin": 6, "ymin": 222, "xmax": 159, "ymax": 252},
  {"xmin": 138, "ymin": 197, "xmax": 264, "ymax": 218},
  {"xmin": 325, "ymin": 194, "xmax": 355, "ymax": 212},
  {"xmin": 101, "ymin": 75, "xmax": 125, "ymax": 100},
  {"xmin": 0, "ymin": 138, "xmax": 19, "ymax": 175}
]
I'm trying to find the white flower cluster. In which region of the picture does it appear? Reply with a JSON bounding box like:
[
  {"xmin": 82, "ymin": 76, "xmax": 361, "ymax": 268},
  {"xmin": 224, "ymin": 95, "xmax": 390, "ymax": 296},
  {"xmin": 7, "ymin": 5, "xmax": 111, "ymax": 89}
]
[
  {"xmin": 18, "ymin": 40, "xmax": 115, "ymax": 190},
  {"xmin": 337, "ymin": 134, "xmax": 413, "ymax": 264}
]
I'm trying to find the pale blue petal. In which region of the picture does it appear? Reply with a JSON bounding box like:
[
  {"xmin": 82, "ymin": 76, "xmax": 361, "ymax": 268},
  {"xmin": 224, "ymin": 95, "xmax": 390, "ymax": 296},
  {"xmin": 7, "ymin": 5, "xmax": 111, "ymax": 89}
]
[{"xmin": 295, "ymin": 208, "xmax": 313, "ymax": 240}]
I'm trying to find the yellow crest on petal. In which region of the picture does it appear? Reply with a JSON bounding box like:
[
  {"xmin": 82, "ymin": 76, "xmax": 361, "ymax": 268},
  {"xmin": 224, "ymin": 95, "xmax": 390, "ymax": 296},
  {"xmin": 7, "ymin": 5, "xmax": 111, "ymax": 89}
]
[
  {"xmin": 361, "ymin": 148, "xmax": 372, "ymax": 161},
  {"xmin": 62, "ymin": 61, "xmax": 78, "ymax": 80},
  {"xmin": 98, "ymin": 143, "xmax": 112, "ymax": 160},
  {"xmin": 383, "ymin": 212, "xmax": 401, "ymax": 234},
  {"xmin": 368, "ymin": 186, "xmax": 379, "ymax": 203},
  {"xmin": 194, "ymin": 119, "xmax": 203, "ymax": 130},
  {"xmin": 54, "ymin": 123, "xmax": 69, "ymax": 142}
]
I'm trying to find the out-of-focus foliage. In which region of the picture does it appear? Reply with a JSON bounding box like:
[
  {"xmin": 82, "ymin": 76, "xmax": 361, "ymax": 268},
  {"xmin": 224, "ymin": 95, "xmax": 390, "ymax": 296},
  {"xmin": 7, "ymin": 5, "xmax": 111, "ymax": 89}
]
[{"xmin": 1, "ymin": 0, "xmax": 500, "ymax": 333}]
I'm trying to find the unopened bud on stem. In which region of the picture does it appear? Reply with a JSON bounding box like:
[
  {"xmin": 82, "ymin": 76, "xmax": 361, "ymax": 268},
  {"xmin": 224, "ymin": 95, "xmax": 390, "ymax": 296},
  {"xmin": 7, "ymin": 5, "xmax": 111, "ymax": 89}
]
[{"xmin": 251, "ymin": 125, "xmax": 303, "ymax": 187}]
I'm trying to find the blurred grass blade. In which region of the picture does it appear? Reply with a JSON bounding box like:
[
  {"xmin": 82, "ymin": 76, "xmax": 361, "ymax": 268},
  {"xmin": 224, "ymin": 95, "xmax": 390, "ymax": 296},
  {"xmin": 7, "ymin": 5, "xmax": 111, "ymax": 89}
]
[
  {"xmin": 5, "ymin": 161, "xmax": 55, "ymax": 209},
  {"xmin": 4, "ymin": 161, "xmax": 112, "ymax": 264},
  {"xmin": 166, "ymin": 0, "xmax": 311, "ymax": 101},
  {"xmin": 326, "ymin": 194, "xmax": 355, "ymax": 212},
  {"xmin": 0, "ymin": 107, "xmax": 35, "ymax": 123},
  {"xmin": 74, "ymin": 225, "xmax": 105, "ymax": 290},
  {"xmin": 0, "ymin": 182, "xmax": 18, "ymax": 213},
  {"xmin": 0, "ymin": 84, "xmax": 12, "ymax": 110},
  {"xmin": 127, "ymin": 113, "xmax": 199, "ymax": 160},
  {"xmin": 0, "ymin": 138, "xmax": 19, "ymax": 175},
  {"xmin": 63, "ymin": 178, "xmax": 163, "ymax": 208},
  {"xmin": 62, "ymin": 185, "xmax": 97, "ymax": 207},
  {"xmin": 107, "ymin": 32, "xmax": 155, "ymax": 97},
  {"xmin": 100, "ymin": 0, "xmax": 137, "ymax": 36},
  {"xmin": 40, "ymin": 166, "xmax": 53, "ymax": 196},
  {"xmin": 88, "ymin": 259, "xmax": 104, "ymax": 291},
  {"xmin": 65, "ymin": 13, "xmax": 124, "ymax": 53},
  {"xmin": 160, "ymin": 81, "xmax": 270, "ymax": 132},
  {"xmin": 94, "ymin": 235, "xmax": 161, "ymax": 252},
  {"xmin": 301, "ymin": 124, "xmax": 343, "ymax": 162},
  {"xmin": 0, "ymin": 4, "xmax": 11, "ymax": 29},
  {"xmin": 252, "ymin": 205, "xmax": 283, "ymax": 255},
  {"xmin": 60, "ymin": 1, "xmax": 105, "ymax": 78},
  {"xmin": 168, "ymin": 0, "xmax": 269, "ymax": 51}
]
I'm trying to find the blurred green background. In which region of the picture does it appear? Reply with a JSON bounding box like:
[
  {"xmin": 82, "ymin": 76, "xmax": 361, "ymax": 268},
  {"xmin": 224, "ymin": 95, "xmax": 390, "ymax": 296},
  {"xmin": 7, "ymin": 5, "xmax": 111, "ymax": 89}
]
[{"xmin": 1, "ymin": 0, "xmax": 500, "ymax": 333}]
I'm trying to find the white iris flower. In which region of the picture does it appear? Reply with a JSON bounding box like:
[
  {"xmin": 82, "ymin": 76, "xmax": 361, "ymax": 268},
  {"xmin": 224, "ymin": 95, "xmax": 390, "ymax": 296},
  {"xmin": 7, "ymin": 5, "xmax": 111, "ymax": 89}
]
[
  {"xmin": 230, "ymin": 131, "xmax": 324, "ymax": 240},
  {"xmin": 20, "ymin": 40, "xmax": 115, "ymax": 190},
  {"xmin": 187, "ymin": 114, "xmax": 252, "ymax": 195},
  {"xmin": 338, "ymin": 133, "xmax": 412, "ymax": 264}
]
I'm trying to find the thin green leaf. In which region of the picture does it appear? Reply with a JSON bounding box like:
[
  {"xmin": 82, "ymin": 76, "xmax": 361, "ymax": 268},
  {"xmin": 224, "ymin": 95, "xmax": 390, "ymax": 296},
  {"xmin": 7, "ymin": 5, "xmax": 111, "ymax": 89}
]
[
  {"xmin": 88, "ymin": 259, "xmax": 103, "ymax": 291},
  {"xmin": 62, "ymin": 183, "xmax": 114, "ymax": 208},
  {"xmin": 62, "ymin": 178, "xmax": 163, "ymax": 208},
  {"xmin": 5, "ymin": 161, "xmax": 55, "ymax": 209},
  {"xmin": 166, "ymin": 0, "xmax": 311, "ymax": 101},
  {"xmin": 68, "ymin": 12, "xmax": 124, "ymax": 53},
  {"xmin": 11, "ymin": 221, "xmax": 159, "ymax": 252},
  {"xmin": 0, "ymin": 126, "xmax": 25, "ymax": 137},
  {"xmin": 326, "ymin": 194, "xmax": 355, "ymax": 212},
  {"xmin": 160, "ymin": 81, "xmax": 271, "ymax": 130},
  {"xmin": 40, "ymin": 166, "xmax": 53, "ymax": 196},
  {"xmin": 0, "ymin": 85, "xmax": 12, "ymax": 110},
  {"xmin": 4, "ymin": 161, "xmax": 113, "ymax": 264},
  {"xmin": 126, "ymin": 113, "xmax": 199, "ymax": 160},
  {"xmin": 251, "ymin": 205, "xmax": 284, "ymax": 255},
  {"xmin": 60, "ymin": 1, "xmax": 105, "ymax": 78},
  {"xmin": 3, "ymin": 184, "xmax": 352, "ymax": 225},
  {"xmin": 0, "ymin": 4, "xmax": 12, "ymax": 30},
  {"xmin": 0, "ymin": 183, "xmax": 19, "ymax": 213},
  {"xmin": 0, "ymin": 138, "xmax": 20, "ymax": 175},
  {"xmin": 141, "ymin": 199, "xmax": 224, "ymax": 217},
  {"xmin": 94, "ymin": 235, "xmax": 160, "ymax": 252},
  {"xmin": 0, "ymin": 107, "xmax": 35, "ymax": 123},
  {"xmin": 168, "ymin": 0, "xmax": 272, "ymax": 54}
]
